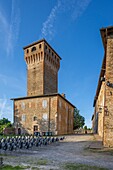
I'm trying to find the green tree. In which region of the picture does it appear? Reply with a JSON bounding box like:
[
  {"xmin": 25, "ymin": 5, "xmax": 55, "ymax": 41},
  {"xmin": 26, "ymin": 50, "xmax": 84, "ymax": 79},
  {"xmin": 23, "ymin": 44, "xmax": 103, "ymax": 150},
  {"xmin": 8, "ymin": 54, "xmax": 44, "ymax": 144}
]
[
  {"xmin": 0, "ymin": 118, "xmax": 12, "ymax": 134},
  {"xmin": 74, "ymin": 108, "xmax": 85, "ymax": 130},
  {"xmin": 0, "ymin": 118, "xmax": 11, "ymax": 125}
]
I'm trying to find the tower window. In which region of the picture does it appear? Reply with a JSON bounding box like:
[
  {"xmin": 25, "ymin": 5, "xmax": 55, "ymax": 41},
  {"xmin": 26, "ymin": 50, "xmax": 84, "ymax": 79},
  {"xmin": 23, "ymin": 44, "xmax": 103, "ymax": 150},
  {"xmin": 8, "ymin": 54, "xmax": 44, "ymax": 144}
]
[
  {"xmin": 39, "ymin": 44, "xmax": 41, "ymax": 48},
  {"xmin": 31, "ymin": 46, "xmax": 36, "ymax": 52},
  {"xmin": 27, "ymin": 49, "xmax": 29, "ymax": 53}
]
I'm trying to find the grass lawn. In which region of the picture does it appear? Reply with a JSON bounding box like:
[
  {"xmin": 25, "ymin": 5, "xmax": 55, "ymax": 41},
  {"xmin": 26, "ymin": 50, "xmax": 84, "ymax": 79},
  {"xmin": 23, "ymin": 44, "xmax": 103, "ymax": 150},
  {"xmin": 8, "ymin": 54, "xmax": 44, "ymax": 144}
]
[
  {"xmin": 0, "ymin": 165, "xmax": 26, "ymax": 170},
  {"xmin": 36, "ymin": 158, "xmax": 48, "ymax": 165},
  {"xmin": 63, "ymin": 163, "xmax": 108, "ymax": 170}
]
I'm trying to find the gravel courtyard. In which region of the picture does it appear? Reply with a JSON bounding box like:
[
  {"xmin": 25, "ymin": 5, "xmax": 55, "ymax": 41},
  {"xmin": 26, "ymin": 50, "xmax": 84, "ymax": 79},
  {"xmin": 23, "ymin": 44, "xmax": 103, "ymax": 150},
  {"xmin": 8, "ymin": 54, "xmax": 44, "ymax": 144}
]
[{"xmin": 0, "ymin": 134, "xmax": 113, "ymax": 170}]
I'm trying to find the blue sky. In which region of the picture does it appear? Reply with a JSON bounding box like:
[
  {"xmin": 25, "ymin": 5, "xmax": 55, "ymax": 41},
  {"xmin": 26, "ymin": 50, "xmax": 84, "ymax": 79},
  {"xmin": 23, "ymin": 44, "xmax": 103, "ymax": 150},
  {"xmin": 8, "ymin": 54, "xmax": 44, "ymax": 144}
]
[{"xmin": 0, "ymin": 0, "xmax": 113, "ymax": 127}]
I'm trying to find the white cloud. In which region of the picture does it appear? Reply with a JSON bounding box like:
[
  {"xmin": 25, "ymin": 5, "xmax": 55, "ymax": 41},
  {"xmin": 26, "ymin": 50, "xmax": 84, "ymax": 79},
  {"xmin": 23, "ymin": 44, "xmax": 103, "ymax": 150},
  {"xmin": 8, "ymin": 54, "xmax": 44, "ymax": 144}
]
[
  {"xmin": 41, "ymin": 1, "xmax": 60, "ymax": 40},
  {"xmin": 71, "ymin": 0, "xmax": 91, "ymax": 20},
  {"xmin": 0, "ymin": 98, "xmax": 13, "ymax": 122},
  {"xmin": 41, "ymin": 0, "xmax": 91, "ymax": 40},
  {"xmin": 0, "ymin": 11, "xmax": 8, "ymax": 31},
  {"xmin": 7, "ymin": 0, "xmax": 20, "ymax": 57},
  {"xmin": 0, "ymin": 0, "xmax": 20, "ymax": 57},
  {"xmin": 0, "ymin": 73, "xmax": 25, "ymax": 122}
]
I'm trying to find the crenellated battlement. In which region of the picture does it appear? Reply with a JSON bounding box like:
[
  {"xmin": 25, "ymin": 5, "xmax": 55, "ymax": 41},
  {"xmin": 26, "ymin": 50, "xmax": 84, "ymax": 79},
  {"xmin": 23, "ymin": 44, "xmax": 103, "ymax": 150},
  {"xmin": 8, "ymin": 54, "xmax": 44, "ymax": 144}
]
[
  {"xmin": 23, "ymin": 39, "xmax": 61, "ymax": 96},
  {"xmin": 24, "ymin": 40, "xmax": 60, "ymax": 71}
]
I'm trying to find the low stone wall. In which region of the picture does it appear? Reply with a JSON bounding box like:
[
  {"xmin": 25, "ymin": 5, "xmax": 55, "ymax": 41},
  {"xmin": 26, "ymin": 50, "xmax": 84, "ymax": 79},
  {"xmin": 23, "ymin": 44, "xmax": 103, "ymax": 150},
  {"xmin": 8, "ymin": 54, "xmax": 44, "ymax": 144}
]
[
  {"xmin": 3, "ymin": 127, "xmax": 16, "ymax": 135},
  {"xmin": 74, "ymin": 129, "xmax": 92, "ymax": 134}
]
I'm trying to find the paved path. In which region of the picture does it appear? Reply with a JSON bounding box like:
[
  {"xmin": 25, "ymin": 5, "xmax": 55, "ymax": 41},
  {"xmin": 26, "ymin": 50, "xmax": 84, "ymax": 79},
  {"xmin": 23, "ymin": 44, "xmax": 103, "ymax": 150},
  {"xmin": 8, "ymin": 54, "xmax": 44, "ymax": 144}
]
[{"xmin": 1, "ymin": 134, "xmax": 113, "ymax": 169}]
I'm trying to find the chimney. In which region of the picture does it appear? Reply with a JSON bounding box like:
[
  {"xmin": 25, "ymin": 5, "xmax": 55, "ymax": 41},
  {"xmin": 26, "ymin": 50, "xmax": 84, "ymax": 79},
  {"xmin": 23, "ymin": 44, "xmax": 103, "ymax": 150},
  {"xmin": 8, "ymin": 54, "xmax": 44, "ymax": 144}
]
[{"xmin": 61, "ymin": 93, "xmax": 66, "ymax": 98}]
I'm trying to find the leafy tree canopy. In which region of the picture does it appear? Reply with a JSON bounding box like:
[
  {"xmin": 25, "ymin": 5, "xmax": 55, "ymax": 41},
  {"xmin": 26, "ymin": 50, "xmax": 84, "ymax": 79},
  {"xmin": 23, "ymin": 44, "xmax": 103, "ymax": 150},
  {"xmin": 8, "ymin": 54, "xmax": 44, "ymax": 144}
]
[
  {"xmin": 0, "ymin": 117, "xmax": 11, "ymax": 125},
  {"xmin": 74, "ymin": 108, "xmax": 85, "ymax": 130},
  {"xmin": 0, "ymin": 118, "xmax": 12, "ymax": 134}
]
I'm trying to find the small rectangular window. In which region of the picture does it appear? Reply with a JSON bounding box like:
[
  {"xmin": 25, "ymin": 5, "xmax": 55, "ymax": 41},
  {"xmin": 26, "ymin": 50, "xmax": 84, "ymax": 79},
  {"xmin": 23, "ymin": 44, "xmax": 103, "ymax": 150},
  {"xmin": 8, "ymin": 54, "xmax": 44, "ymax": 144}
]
[
  {"xmin": 34, "ymin": 125, "xmax": 38, "ymax": 131},
  {"xmin": 22, "ymin": 114, "xmax": 26, "ymax": 122},
  {"xmin": 43, "ymin": 113, "xmax": 48, "ymax": 120},
  {"xmin": 29, "ymin": 102, "xmax": 31, "ymax": 108}
]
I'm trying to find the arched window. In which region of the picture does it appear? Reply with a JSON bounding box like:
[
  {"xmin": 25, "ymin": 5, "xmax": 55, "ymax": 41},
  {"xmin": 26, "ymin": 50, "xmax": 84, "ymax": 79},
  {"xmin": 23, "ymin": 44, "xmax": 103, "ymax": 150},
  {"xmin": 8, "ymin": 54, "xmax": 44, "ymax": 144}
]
[
  {"xmin": 31, "ymin": 46, "xmax": 36, "ymax": 52},
  {"xmin": 39, "ymin": 44, "xmax": 41, "ymax": 48},
  {"xmin": 27, "ymin": 49, "xmax": 29, "ymax": 53},
  {"xmin": 41, "ymin": 52, "xmax": 43, "ymax": 57},
  {"xmin": 33, "ymin": 116, "xmax": 37, "ymax": 121},
  {"xmin": 36, "ymin": 54, "xmax": 37, "ymax": 61}
]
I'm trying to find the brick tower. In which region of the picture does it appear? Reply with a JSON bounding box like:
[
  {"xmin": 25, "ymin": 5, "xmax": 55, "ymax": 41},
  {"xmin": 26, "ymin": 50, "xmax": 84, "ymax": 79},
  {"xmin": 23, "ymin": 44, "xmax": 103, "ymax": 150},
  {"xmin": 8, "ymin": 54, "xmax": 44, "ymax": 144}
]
[
  {"xmin": 23, "ymin": 39, "xmax": 61, "ymax": 96},
  {"xmin": 12, "ymin": 38, "xmax": 75, "ymax": 135}
]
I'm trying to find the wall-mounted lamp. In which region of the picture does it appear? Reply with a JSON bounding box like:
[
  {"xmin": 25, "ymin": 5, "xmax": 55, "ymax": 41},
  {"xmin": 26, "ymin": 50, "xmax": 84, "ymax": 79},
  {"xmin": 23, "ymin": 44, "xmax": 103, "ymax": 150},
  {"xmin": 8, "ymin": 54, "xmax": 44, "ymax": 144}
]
[
  {"xmin": 99, "ymin": 107, "xmax": 102, "ymax": 113},
  {"xmin": 100, "ymin": 77, "xmax": 105, "ymax": 82},
  {"xmin": 106, "ymin": 81, "xmax": 113, "ymax": 88},
  {"xmin": 98, "ymin": 105, "xmax": 109, "ymax": 116}
]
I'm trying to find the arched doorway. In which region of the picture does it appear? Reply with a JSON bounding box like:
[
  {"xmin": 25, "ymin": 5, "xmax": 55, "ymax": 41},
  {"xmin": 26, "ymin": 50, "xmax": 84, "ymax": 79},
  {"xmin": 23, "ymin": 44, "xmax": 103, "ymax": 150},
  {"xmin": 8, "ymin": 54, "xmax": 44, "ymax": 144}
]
[{"xmin": 18, "ymin": 128, "xmax": 21, "ymax": 135}]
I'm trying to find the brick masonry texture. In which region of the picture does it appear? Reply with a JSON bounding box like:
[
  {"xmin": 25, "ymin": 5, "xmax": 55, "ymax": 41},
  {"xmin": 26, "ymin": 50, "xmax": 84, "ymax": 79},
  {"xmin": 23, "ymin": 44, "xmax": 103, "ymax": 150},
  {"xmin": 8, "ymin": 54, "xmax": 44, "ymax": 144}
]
[
  {"xmin": 103, "ymin": 38, "xmax": 113, "ymax": 147},
  {"xmin": 92, "ymin": 27, "xmax": 113, "ymax": 147},
  {"xmin": 14, "ymin": 95, "xmax": 74, "ymax": 135},
  {"xmin": 13, "ymin": 39, "xmax": 75, "ymax": 135},
  {"xmin": 24, "ymin": 40, "xmax": 60, "ymax": 96}
]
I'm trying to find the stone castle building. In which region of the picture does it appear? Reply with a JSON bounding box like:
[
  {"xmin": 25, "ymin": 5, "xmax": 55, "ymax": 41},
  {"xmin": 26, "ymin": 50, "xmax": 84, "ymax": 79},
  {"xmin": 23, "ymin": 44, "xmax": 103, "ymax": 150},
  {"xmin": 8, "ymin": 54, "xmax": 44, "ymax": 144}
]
[
  {"xmin": 11, "ymin": 39, "xmax": 75, "ymax": 135},
  {"xmin": 92, "ymin": 26, "xmax": 113, "ymax": 147}
]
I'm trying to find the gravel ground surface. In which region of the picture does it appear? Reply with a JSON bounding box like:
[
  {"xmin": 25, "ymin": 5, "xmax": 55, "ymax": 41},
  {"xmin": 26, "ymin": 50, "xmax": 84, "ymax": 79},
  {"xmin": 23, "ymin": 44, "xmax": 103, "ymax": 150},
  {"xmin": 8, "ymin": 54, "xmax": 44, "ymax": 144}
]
[{"xmin": 0, "ymin": 134, "xmax": 113, "ymax": 170}]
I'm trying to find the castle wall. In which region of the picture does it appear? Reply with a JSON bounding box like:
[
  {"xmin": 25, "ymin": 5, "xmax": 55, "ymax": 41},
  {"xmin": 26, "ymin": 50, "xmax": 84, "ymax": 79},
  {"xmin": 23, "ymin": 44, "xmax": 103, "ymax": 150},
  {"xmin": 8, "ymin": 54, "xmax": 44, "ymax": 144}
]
[
  {"xmin": 13, "ymin": 39, "xmax": 74, "ymax": 136},
  {"xmin": 24, "ymin": 41, "xmax": 45, "ymax": 96},
  {"xmin": 14, "ymin": 96, "xmax": 57, "ymax": 135},
  {"xmin": 93, "ymin": 27, "xmax": 113, "ymax": 147},
  {"xmin": 44, "ymin": 62, "xmax": 57, "ymax": 94},
  {"xmin": 96, "ymin": 82, "xmax": 105, "ymax": 137},
  {"xmin": 27, "ymin": 61, "xmax": 44, "ymax": 96},
  {"xmin": 14, "ymin": 95, "xmax": 74, "ymax": 135},
  {"xmin": 24, "ymin": 40, "xmax": 60, "ymax": 96},
  {"xmin": 57, "ymin": 96, "xmax": 74, "ymax": 135},
  {"xmin": 103, "ymin": 38, "xmax": 113, "ymax": 147}
]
